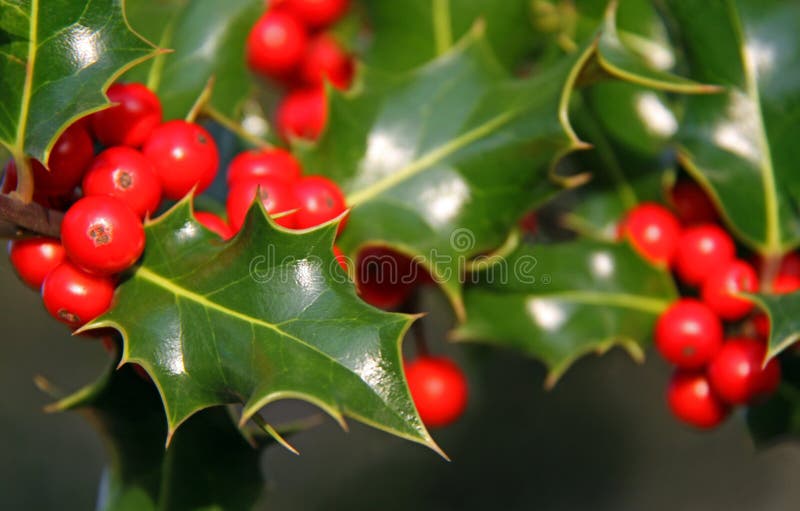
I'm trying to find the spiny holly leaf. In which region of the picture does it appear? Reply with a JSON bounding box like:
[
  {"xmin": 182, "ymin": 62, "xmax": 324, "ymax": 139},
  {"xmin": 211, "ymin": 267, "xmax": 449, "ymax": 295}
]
[
  {"xmin": 452, "ymin": 241, "xmax": 677, "ymax": 386},
  {"xmin": 362, "ymin": 0, "xmax": 536, "ymax": 73},
  {"xmin": 750, "ymin": 292, "xmax": 800, "ymax": 360},
  {"xmin": 297, "ymin": 28, "xmax": 591, "ymax": 318},
  {"xmin": 0, "ymin": 0, "xmax": 157, "ymax": 162},
  {"xmin": 668, "ymin": 0, "xmax": 800, "ymax": 257},
  {"xmin": 52, "ymin": 365, "xmax": 265, "ymax": 511},
  {"xmin": 123, "ymin": 0, "xmax": 263, "ymax": 120},
  {"xmin": 747, "ymin": 356, "xmax": 800, "ymax": 445},
  {"xmin": 82, "ymin": 199, "xmax": 439, "ymax": 454}
]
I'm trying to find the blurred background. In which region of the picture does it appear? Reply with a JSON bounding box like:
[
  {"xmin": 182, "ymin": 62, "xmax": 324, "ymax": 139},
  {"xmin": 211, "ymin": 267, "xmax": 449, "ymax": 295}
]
[{"xmin": 3, "ymin": 256, "xmax": 800, "ymax": 510}]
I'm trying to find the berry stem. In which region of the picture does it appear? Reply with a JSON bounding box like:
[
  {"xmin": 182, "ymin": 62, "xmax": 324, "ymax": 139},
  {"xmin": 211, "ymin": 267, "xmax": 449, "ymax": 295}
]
[
  {"xmin": 185, "ymin": 76, "xmax": 216, "ymax": 123},
  {"xmin": 11, "ymin": 153, "xmax": 34, "ymax": 203},
  {"xmin": 0, "ymin": 193, "xmax": 63, "ymax": 238},
  {"xmin": 203, "ymin": 105, "xmax": 274, "ymax": 150},
  {"xmin": 760, "ymin": 252, "xmax": 782, "ymax": 293}
]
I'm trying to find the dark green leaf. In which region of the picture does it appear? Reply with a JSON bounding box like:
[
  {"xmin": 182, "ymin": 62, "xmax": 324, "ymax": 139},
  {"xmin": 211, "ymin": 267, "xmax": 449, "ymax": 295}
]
[{"xmin": 750, "ymin": 292, "xmax": 800, "ymax": 360}]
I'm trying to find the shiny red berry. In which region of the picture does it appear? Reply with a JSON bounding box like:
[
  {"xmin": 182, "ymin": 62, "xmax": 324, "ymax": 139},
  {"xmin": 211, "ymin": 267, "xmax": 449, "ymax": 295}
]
[
  {"xmin": 276, "ymin": 87, "xmax": 327, "ymax": 141},
  {"xmin": 701, "ymin": 259, "xmax": 758, "ymax": 320},
  {"xmin": 667, "ymin": 370, "xmax": 728, "ymax": 429},
  {"xmin": 292, "ymin": 175, "xmax": 347, "ymax": 231},
  {"xmin": 771, "ymin": 273, "xmax": 800, "ymax": 294},
  {"xmin": 708, "ymin": 338, "xmax": 780, "ymax": 404},
  {"xmin": 226, "ymin": 177, "xmax": 298, "ymax": 231},
  {"xmin": 674, "ymin": 224, "xmax": 736, "ymax": 286},
  {"xmin": 655, "ymin": 299, "xmax": 723, "ymax": 369},
  {"xmin": 356, "ymin": 247, "xmax": 417, "ymax": 309},
  {"xmin": 195, "ymin": 211, "xmax": 234, "ymax": 240},
  {"xmin": 405, "ymin": 356, "xmax": 468, "ymax": 428},
  {"xmin": 247, "ymin": 11, "xmax": 308, "ymax": 78},
  {"xmin": 669, "ymin": 179, "xmax": 718, "ymax": 225},
  {"xmin": 7, "ymin": 237, "xmax": 65, "ymax": 289},
  {"xmin": 299, "ymin": 34, "xmax": 354, "ymax": 90},
  {"xmin": 281, "ymin": 0, "xmax": 350, "ymax": 29},
  {"xmin": 61, "ymin": 196, "xmax": 145, "ymax": 275},
  {"xmin": 82, "ymin": 147, "xmax": 162, "ymax": 218},
  {"xmin": 31, "ymin": 123, "xmax": 95, "ymax": 195},
  {"xmin": 142, "ymin": 120, "xmax": 219, "ymax": 200},
  {"xmin": 226, "ymin": 148, "xmax": 303, "ymax": 187},
  {"xmin": 622, "ymin": 203, "xmax": 681, "ymax": 266},
  {"xmin": 91, "ymin": 83, "xmax": 163, "ymax": 147},
  {"xmin": 42, "ymin": 261, "xmax": 115, "ymax": 327}
]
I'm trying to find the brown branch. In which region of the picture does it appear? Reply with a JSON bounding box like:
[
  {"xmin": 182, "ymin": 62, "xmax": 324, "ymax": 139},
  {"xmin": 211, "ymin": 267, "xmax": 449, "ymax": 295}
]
[{"xmin": 0, "ymin": 193, "xmax": 63, "ymax": 238}]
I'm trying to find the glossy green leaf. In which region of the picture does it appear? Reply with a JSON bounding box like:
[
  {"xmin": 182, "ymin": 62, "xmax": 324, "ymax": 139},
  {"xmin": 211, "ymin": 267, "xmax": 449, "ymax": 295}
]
[
  {"xmin": 750, "ymin": 292, "xmax": 800, "ymax": 360},
  {"xmin": 747, "ymin": 383, "xmax": 800, "ymax": 447},
  {"xmin": 123, "ymin": 0, "xmax": 263, "ymax": 120},
  {"xmin": 452, "ymin": 241, "xmax": 677, "ymax": 386},
  {"xmin": 0, "ymin": 0, "xmax": 156, "ymax": 161},
  {"xmin": 82, "ymin": 199, "xmax": 439, "ymax": 454},
  {"xmin": 299, "ymin": 29, "xmax": 591, "ymax": 317},
  {"xmin": 668, "ymin": 0, "xmax": 800, "ymax": 256}
]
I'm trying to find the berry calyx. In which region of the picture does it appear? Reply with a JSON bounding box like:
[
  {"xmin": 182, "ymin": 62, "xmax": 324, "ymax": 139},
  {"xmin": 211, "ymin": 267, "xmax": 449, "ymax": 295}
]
[
  {"xmin": 91, "ymin": 83, "xmax": 163, "ymax": 147},
  {"xmin": 82, "ymin": 147, "xmax": 162, "ymax": 218},
  {"xmin": 32, "ymin": 123, "xmax": 95, "ymax": 195},
  {"xmin": 7, "ymin": 238, "xmax": 66, "ymax": 289},
  {"xmin": 61, "ymin": 196, "xmax": 145, "ymax": 275},
  {"xmin": 226, "ymin": 148, "xmax": 303, "ymax": 186},
  {"xmin": 707, "ymin": 338, "xmax": 780, "ymax": 404},
  {"xmin": 667, "ymin": 370, "xmax": 729, "ymax": 429},
  {"xmin": 195, "ymin": 211, "xmax": 234, "ymax": 240},
  {"xmin": 226, "ymin": 177, "xmax": 299, "ymax": 231},
  {"xmin": 247, "ymin": 11, "xmax": 308, "ymax": 78},
  {"xmin": 674, "ymin": 224, "xmax": 736, "ymax": 286},
  {"xmin": 404, "ymin": 356, "xmax": 468, "ymax": 428},
  {"xmin": 276, "ymin": 87, "xmax": 327, "ymax": 141},
  {"xmin": 42, "ymin": 262, "xmax": 115, "ymax": 327},
  {"xmin": 654, "ymin": 299, "xmax": 723, "ymax": 369},
  {"xmin": 292, "ymin": 175, "xmax": 347, "ymax": 231},
  {"xmin": 281, "ymin": 0, "xmax": 350, "ymax": 29},
  {"xmin": 669, "ymin": 179, "xmax": 718, "ymax": 225},
  {"xmin": 299, "ymin": 34, "xmax": 354, "ymax": 90},
  {"xmin": 700, "ymin": 259, "xmax": 758, "ymax": 320},
  {"xmin": 142, "ymin": 120, "xmax": 219, "ymax": 200},
  {"xmin": 622, "ymin": 202, "xmax": 681, "ymax": 266}
]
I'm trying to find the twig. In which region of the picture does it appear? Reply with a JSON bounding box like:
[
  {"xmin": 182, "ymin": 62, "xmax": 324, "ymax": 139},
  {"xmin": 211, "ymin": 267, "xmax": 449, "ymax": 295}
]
[{"xmin": 0, "ymin": 193, "xmax": 63, "ymax": 238}]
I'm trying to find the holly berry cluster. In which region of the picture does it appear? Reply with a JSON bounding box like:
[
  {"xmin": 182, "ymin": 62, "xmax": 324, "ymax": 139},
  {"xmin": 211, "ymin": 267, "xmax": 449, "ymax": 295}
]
[
  {"xmin": 620, "ymin": 179, "xmax": 794, "ymax": 429},
  {"xmin": 246, "ymin": 0, "xmax": 355, "ymax": 141}
]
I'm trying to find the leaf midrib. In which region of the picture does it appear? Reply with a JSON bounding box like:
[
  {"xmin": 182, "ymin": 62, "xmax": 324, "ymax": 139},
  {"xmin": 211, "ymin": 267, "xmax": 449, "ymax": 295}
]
[
  {"xmin": 15, "ymin": 0, "xmax": 38, "ymax": 153},
  {"xmin": 487, "ymin": 289, "xmax": 670, "ymax": 314}
]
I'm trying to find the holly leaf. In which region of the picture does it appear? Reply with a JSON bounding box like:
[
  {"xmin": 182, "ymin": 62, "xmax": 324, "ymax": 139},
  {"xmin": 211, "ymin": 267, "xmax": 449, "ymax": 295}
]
[
  {"xmin": 298, "ymin": 28, "xmax": 591, "ymax": 318},
  {"xmin": 668, "ymin": 0, "xmax": 800, "ymax": 256},
  {"xmin": 452, "ymin": 241, "xmax": 677, "ymax": 386},
  {"xmin": 81, "ymin": 199, "xmax": 439, "ymax": 454},
  {"xmin": 51, "ymin": 364, "xmax": 265, "ymax": 511},
  {"xmin": 749, "ymin": 292, "xmax": 800, "ymax": 360},
  {"xmin": 123, "ymin": 0, "xmax": 264, "ymax": 120},
  {"xmin": 0, "ymin": 0, "xmax": 157, "ymax": 161}
]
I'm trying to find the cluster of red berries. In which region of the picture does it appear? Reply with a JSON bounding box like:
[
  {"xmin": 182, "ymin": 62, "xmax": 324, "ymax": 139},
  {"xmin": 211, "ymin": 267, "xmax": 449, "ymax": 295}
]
[
  {"xmin": 620, "ymin": 179, "xmax": 794, "ymax": 429},
  {"xmin": 246, "ymin": 0, "xmax": 354, "ymax": 141}
]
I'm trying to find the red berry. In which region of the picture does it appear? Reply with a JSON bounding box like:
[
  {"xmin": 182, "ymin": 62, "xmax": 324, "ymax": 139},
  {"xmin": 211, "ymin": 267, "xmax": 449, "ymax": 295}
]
[
  {"xmin": 195, "ymin": 211, "xmax": 234, "ymax": 240},
  {"xmin": 708, "ymin": 338, "xmax": 780, "ymax": 404},
  {"xmin": 333, "ymin": 245, "xmax": 348, "ymax": 272},
  {"xmin": 91, "ymin": 83, "xmax": 162, "ymax": 147},
  {"xmin": 61, "ymin": 196, "xmax": 145, "ymax": 275},
  {"xmin": 226, "ymin": 149, "xmax": 303, "ymax": 187},
  {"xmin": 405, "ymin": 356, "xmax": 468, "ymax": 428},
  {"xmin": 771, "ymin": 273, "xmax": 800, "ymax": 294},
  {"xmin": 752, "ymin": 252, "xmax": 800, "ymax": 279},
  {"xmin": 701, "ymin": 259, "xmax": 758, "ymax": 320},
  {"xmin": 622, "ymin": 203, "xmax": 681, "ymax": 266},
  {"xmin": 226, "ymin": 177, "xmax": 298, "ymax": 231},
  {"xmin": 142, "ymin": 120, "xmax": 219, "ymax": 200},
  {"xmin": 356, "ymin": 247, "xmax": 416, "ymax": 309},
  {"xmin": 299, "ymin": 34, "xmax": 354, "ymax": 90},
  {"xmin": 674, "ymin": 224, "xmax": 736, "ymax": 286},
  {"xmin": 42, "ymin": 261, "xmax": 115, "ymax": 327},
  {"xmin": 82, "ymin": 147, "xmax": 162, "ymax": 218},
  {"xmin": 669, "ymin": 179, "xmax": 718, "ymax": 225},
  {"xmin": 281, "ymin": 0, "xmax": 350, "ymax": 29},
  {"xmin": 519, "ymin": 211, "xmax": 538, "ymax": 234},
  {"xmin": 247, "ymin": 11, "xmax": 308, "ymax": 78},
  {"xmin": 7, "ymin": 237, "xmax": 65, "ymax": 289},
  {"xmin": 667, "ymin": 370, "xmax": 728, "ymax": 429},
  {"xmin": 292, "ymin": 175, "xmax": 347, "ymax": 231},
  {"xmin": 32, "ymin": 123, "xmax": 95, "ymax": 195},
  {"xmin": 752, "ymin": 313, "xmax": 770, "ymax": 340},
  {"xmin": 276, "ymin": 87, "xmax": 327, "ymax": 141},
  {"xmin": 655, "ymin": 299, "xmax": 723, "ymax": 369}
]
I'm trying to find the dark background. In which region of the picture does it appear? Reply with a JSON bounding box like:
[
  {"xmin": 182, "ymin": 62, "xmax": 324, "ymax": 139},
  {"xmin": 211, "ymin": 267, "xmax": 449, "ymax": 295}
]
[{"xmin": 2, "ymin": 256, "xmax": 800, "ymax": 511}]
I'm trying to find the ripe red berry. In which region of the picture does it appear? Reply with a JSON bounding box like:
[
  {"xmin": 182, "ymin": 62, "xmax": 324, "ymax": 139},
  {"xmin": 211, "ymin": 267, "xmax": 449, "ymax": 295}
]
[
  {"xmin": 61, "ymin": 196, "xmax": 145, "ymax": 275},
  {"xmin": 701, "ymin": 259, "xmax": 758, "ymax": 320},
  {"xmin": 299, "ymin": 34, "xmax": 354, "ymax": 90},
  {"xmin": 669, "ymin": 179, "xmax": 718, "ymax": 225},
  {"xmin": 655, "ymin": 299, "xmax": 723, "ymax": 369},
  {"xmin": 281, "ymin": 0, "xmax": 350, "ymax": 29},
  {"xmin": 226, "ymin": 177, "xmax": 298, "ymax": 231},
  {"xmin": 622, "ymin": 202, "xmax": 681, "ymax": 266},
  {"xmin": 333, "ymin": 245, "xmax": 348, "ymax": 272},
  {"xmin": 247, "ymin": 11, "xmax": 308, "ymax": 78},
  {"xmin": 404, "ymin": 356, "xmax": 468, "ymax": 428},
  {"xmin": 142, "ymin": 120, "xmax": 219, "ymax": 200},
  {"xmin": 7, "ymin": 237, "xmax": 65, "ymax": 289},
  {"xmin": 276, "ymin": 87, "xmax": 327, "ymax": 141},
  {"xmin": 674, "ymin": 224, "xmax": 736, "ymax": 286},
  {"xmin": 226, "ymin": 148, "xmax": 303, "ymax": 187},
  {"xmin": 292, "ymin": 175, "xmax": 347, "ymax": 231},
  {"xmin": 31, "ymin": 123, "xmax": 95, "ymax": 195},
  {"xmin": 667, "ymin": 370, "xmax": 728, "ymax": 429},
  {"xmin": 707, "ymin": 338, "xmax": 780, "ymax": 404},
  {"xmin": 771, "ymin": 273, "xmax": 800, "ymax": 294},
  {"xmin": 82, "ymin": 147, "xmax": 162, "ymax": 218},
  {"xmin": 91, "ymin": 83, "xmax": 163, "ymax": 147},
  {"xmin": 195, "ymin": 211, "xmax": 234, "ymax": 240},
  {"xmin": 42, "ymin": 261, "xmax": 115, "ymax": 327},
  {"xmin": 356, "ymin": 247, "xmax": 416, "ymax": 309}
]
